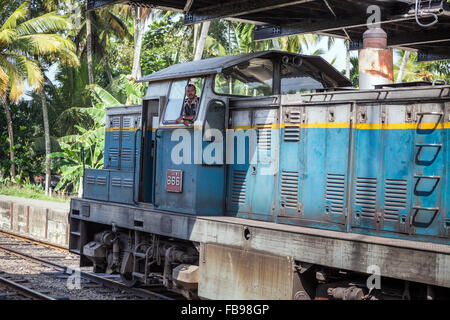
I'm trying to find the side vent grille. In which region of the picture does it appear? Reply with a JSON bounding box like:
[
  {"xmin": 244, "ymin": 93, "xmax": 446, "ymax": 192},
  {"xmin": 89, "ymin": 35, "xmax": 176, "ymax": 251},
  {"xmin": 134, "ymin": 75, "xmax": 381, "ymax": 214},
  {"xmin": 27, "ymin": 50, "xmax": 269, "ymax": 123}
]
[
  {"xmin": 355, "ymin": 177, "xmax": 377, "ymax": 217},
  {"xmin": 121, "ymin": 148, "xmax": 132, "ymax": 162},
  {"xmin": 111, "ymin": 178, "xmax": 121, "ymax": 187},
  {"xmin": 257, "ymin": 127, "xmax": 271, "ymax": 151},
  {"xmin": 384, "ymin": 179, "xmax": 407, "ymax": 220},
  {"xmin": 281, "ymin": 171, "xmax": 299, "ymax": 209},
  {"xmin": 326, "ymin": 174, "xmax": 345, "ymax": 214},
  {"xmin": 113, "ymin": 132, "xmax": 120, "ymax": 140},
  {"xmin": 284, "ymin": 126, "xmax": 300, "ymax": 142},
  {"xmin": 231, "ymin": 170, "xmax": 247, "ymax": 204},
  {"xmin": 288, "ymin": 110, "xmax": 302, "ymax": 122},
  {"xmin": 96, "ymin": 177, "xmax": 107, "ymax": 186},
  {"xmin": 110, "ymin": 116, "xmax": 120, "ymax": 128},
  {"xmin": 123, "ymin": 116, "xmax": 132, "ymax": 128},
  {"xmin": 122, "ymin": 179, "xmax": 134, "ymax": 188},
  {"xmin": 122, "ymin": 132, "xmax": 131, "ymax": 141},
  {"xmin": 86, "ymin": 175, "xmax": 96, "ymax": 184},
  {"xmin": 109, "ymin": 148, "xmax": 119, "ymax": 161}
]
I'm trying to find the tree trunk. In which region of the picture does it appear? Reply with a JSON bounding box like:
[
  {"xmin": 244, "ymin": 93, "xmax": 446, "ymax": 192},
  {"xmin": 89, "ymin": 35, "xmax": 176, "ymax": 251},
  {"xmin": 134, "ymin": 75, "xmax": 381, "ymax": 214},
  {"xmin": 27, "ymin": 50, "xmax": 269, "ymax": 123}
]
[
  {"xmin": 86, "ymin": 10, "xmax": 94, "ymax": 85},
  {"xmin": 396, "ymin": 50, "xmax": 410, "ymax": 83},
  {"xmin": 104, "ymin": 58, "xmax": 113, "ymax": 83},
  {"xmin": 345, "ymin": 40, "xmax": 351, "ymax": 79},
  {"xmin": 132, "ymin": 6, "xmax": 144, "ymax": 80},
  {"xmin": 41, "ymin": 90, "xmax": 51, "ymax": 196},
  {"xmin": 2, "ymin": 100, "xmax": 15, "ymax": 179},
  {"xmin": 194, "ymin": 21, "xmax": 211, "ymax": 61}
]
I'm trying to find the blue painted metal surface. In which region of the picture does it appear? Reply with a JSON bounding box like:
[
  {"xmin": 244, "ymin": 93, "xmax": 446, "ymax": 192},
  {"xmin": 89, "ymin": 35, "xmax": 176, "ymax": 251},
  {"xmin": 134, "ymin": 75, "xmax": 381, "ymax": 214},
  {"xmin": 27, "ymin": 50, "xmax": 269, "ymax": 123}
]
[{"xmin": 154, "ymin": 128, "xmax": 225, "ymax": 215}]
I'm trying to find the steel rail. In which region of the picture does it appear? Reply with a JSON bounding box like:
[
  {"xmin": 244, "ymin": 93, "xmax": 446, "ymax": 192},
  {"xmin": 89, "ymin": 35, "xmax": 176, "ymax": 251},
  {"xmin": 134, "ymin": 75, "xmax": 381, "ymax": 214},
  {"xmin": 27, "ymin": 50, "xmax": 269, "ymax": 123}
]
[
  {"xmin": 0, "ymin": 276, "xmax": 56, "ymax": 300},
  {"xmin": 0, "ymin": 240, "xmax": 173, "ymax": 300}
]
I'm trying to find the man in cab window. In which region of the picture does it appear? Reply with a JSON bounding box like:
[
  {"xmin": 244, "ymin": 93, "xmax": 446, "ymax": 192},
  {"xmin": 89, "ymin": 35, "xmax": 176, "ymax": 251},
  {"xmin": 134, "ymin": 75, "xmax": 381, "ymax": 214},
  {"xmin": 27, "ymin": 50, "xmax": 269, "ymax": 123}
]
[{"xmin": 176, "ymin": 84, "xmax": 199, "ymax": 126}]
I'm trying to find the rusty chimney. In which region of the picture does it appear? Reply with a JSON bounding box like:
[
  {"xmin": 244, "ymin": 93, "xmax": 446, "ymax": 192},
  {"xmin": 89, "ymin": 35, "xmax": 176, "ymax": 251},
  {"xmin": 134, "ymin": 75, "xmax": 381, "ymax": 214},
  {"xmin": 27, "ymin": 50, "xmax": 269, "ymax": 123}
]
[{"xmin": 358, "ymin": 28, "xmax": 394, "ymax": 89}]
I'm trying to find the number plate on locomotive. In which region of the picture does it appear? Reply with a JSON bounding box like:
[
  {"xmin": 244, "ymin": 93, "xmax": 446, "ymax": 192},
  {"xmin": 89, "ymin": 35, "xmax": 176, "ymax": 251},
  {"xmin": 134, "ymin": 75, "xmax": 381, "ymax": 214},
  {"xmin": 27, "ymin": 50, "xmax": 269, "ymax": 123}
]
[{"xmin": 166, "ymin": 170, "xmax": 183, "ymax": 193}]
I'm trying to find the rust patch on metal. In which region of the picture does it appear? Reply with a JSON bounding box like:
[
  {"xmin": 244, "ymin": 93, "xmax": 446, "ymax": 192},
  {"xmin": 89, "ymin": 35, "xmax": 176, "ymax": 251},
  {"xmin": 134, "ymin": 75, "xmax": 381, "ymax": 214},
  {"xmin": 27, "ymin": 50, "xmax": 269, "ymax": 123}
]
[
  {"xmin": 359, "ymin": 49, "xmax": 393, "ymax": 81},
  {"xmin": 65, "ymin": 224, "xmax": 69, "ymax": 245},
  {"xmin": 198, "ymin": 243, "xmax": 295, "ymax": 299}
]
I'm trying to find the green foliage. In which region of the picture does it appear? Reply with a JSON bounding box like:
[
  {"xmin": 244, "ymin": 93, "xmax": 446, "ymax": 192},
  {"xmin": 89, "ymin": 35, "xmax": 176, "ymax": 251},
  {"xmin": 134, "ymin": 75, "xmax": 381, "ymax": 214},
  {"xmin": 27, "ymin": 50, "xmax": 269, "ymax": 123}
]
[
  {"xmin": 141, "ymin": 14, "xmax": 192, "ymax": 75},
  {"xmin": 394, "ymin": 50, "xmax": 450, "ymax": 83},
  {"xmin": 0, "ymin": 179, "xmax": 69, "ymax": 203}
]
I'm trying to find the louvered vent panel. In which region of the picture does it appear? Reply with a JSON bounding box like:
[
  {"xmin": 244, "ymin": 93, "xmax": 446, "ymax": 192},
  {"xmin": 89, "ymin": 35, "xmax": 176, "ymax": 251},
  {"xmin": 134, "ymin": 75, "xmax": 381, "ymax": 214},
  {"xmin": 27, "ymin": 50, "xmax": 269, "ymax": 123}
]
[
  {"xmin": 289, "ymin": 111, "xmax": 302, "ymax": 122},
  {"xmin": 96, "ymin": 177, "xmax": 106, "ymax": 186},
  {"xmin": 231, "ymin": 170, "xmax": 247, "ymax": 204},
  {"xmin": 383, "ymin": 179, "xmax": 407, "ymax": 220},
  {"xmin": 110, "ymin": 117, "xmax": 120, "ymax": 128},
  {"xmin": 123, "ymin": 179, "xmax": 134, "ymax": 188},
  {"xmin": 123, "ymin": 117, "xmax": 132, "ymax": 128},
  {"xmin": 121, "ymin": 148, "xmax": 132, "ymax": 162},
  {"xmin": 86, "ymin": 176, "xmax": 96, "ymax": 184},
  {"xmin": 111, "ymin": 178, "xmax": 121, "ymax": 187},
  {"xmin": 326, "ymin": 174, "xmax": 345, "ymax": 214},
  {"xmin": 109, "ymin": 148, "xmax": 119, "ymax": 161},
  {"xmin": 355, "ymin": 177, "xmax": 377, "ymax": 217},
  {"xmin": 113, "ymin": 132, "xmax": 120, "ymax": 140},
  {"xmin": 284, "ymin": 126, "xmax": 300, "ymax": 142},
  {"xmin": 281, "ymin": 171, "xmax": 299, "ymax": 209},
  {"xmin": 122, "ymin": 132, "xmax": 131, "ymax": 141},
  {"xmin": 257, "ymin": 127, "xmax": 271, "ymax": 151}
]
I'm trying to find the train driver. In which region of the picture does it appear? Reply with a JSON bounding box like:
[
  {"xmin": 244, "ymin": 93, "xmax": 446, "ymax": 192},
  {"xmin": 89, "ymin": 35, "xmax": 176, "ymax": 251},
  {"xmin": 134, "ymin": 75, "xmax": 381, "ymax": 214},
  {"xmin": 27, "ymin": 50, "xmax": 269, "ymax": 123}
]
[{"xmin": 176, "ymin": 84, "xmax": 199, "ymax": 126}]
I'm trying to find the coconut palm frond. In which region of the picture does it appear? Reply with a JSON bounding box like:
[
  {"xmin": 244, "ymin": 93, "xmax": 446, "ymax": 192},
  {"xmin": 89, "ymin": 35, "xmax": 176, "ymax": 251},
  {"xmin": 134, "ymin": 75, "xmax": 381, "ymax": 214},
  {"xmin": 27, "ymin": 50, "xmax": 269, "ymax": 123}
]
[
  {"xmin": 16, "ymin": 12, "xmax": 72, "ymax": 36},
  {"xmin": 0, "ymin": 2, "xmax": 28, "ymax": 32}
]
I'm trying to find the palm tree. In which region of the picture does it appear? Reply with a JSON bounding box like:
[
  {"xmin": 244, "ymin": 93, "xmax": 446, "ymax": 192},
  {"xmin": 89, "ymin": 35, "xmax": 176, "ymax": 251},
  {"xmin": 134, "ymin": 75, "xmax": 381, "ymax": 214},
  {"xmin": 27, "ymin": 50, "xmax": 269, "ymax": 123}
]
[{"xmin": 0, "ymin": 1, "xmax": 77, "ymax": 185}]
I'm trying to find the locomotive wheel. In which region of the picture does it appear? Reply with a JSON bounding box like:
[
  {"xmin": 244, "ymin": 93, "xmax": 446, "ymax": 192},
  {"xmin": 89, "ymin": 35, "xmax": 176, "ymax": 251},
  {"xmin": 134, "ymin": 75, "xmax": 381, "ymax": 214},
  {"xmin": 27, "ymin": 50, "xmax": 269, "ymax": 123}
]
[{"xmin": 120, "ymin": 273, "xmax": 138, "ymax": 287}]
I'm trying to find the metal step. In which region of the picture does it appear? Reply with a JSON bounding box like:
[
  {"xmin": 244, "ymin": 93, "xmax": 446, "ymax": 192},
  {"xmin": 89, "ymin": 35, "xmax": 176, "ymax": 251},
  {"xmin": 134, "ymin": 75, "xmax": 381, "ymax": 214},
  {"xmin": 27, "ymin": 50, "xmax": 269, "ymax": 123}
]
[
  {"xmin": 132, "ymin": 272, "xmax": 145, "ymax": 279},
  {"xmin": 133, "ymin": 252, "xmax": 147, "ymax": 259}
]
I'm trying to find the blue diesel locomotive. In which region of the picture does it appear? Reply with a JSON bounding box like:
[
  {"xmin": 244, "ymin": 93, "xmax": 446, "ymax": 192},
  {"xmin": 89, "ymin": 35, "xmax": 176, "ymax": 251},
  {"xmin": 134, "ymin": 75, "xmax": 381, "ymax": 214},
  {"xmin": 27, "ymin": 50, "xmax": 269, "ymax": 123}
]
[{"xmin": 69, "ymin": 50, "xmax": 450, "ymax": 299}]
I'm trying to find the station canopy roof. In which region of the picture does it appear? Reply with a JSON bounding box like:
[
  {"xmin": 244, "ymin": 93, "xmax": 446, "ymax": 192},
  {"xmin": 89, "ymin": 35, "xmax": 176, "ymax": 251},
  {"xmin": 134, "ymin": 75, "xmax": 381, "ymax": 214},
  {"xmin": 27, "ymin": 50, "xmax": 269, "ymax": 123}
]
[{"xmin": 88, "ymin": 0, "xmax": 450, "ymax": 61}]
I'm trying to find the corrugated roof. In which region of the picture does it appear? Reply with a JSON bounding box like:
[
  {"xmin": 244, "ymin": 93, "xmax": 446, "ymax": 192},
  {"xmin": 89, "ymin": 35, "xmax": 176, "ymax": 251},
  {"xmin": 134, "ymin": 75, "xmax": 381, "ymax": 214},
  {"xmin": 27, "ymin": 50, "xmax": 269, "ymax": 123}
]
[{"xmin": 138, "ymin": 50, "xmax": 352, "ymax": 87}]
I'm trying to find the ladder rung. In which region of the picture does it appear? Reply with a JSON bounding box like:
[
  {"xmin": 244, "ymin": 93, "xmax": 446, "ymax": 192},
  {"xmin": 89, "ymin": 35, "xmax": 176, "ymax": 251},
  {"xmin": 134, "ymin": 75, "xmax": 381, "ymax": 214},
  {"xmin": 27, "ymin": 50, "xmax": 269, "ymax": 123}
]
[
  {"xmin": 134, "ymin": 252, "xmax": 146, "ymax": 259},
  {"xmin": 415, "ymin": 144, "xmax": 442, "ymax": 147},
  {"xmin": 414, "ymin": 175, "xmax": 441, "ymax": 179},
  {"xmin": 412, "ymin": 206, "xmax": 439, "ymax": 212}
]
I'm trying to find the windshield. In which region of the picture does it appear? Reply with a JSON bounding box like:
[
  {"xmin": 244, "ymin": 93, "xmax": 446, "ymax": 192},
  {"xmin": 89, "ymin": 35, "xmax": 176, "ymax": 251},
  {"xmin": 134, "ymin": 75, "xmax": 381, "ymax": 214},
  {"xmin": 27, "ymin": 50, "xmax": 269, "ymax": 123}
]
[
  {"xmin": 281, "ymin": 62, "xmax": 325, "ymax": 94},
  {"xmin": 163, "ymin": 78, "xmax": 204, "ymax": 123},
  {"xmin": 214, "ymin": 58, "xmax": 273, "ymax": 96}
]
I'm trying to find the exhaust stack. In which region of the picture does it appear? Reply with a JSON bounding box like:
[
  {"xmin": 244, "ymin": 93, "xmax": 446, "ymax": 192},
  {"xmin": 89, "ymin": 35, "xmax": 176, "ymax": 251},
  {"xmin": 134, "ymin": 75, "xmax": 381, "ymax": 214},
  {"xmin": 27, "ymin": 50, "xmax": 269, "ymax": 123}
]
[{"xmin": 358, "ymin": 28, "xmax": 394, "ymax": 89}]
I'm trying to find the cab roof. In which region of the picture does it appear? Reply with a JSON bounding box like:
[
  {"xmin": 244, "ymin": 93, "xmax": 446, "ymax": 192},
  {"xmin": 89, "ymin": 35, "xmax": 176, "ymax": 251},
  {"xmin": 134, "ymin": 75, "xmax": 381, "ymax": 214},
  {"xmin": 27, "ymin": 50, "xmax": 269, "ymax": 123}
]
[{"xmin": 138, "ymin": 50, "xmax": 352, "ymax": 87}]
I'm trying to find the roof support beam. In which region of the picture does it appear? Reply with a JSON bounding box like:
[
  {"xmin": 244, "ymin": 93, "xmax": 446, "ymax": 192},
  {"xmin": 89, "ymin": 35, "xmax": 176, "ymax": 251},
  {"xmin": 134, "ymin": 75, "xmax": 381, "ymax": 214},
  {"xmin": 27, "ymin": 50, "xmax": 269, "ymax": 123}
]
[
  {"xmin": 253, "ymin": 11, "xmax": 450, "ymax": 41},
  {"xmin": 184, "ymin": 0, "xmax": 314, "ymax": 25},
  {"xmin": 348, "ymin": 29, "xmax": 450, "ymax": 50}
]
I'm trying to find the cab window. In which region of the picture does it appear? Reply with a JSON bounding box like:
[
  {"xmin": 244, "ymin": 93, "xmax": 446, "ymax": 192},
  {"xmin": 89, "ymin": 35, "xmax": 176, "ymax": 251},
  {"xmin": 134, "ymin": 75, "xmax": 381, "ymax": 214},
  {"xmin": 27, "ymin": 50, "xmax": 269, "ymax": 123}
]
[
  {"xmin": 214, "ymin": 58, "xmax": 273, "ymax": 96},
  {"xmin": 280, "ymin": 63, "xmax": 324, "ymax": 94},
  {"xmin": 163, "ymin": 78, "xmax": 204, "ymax": 123}
]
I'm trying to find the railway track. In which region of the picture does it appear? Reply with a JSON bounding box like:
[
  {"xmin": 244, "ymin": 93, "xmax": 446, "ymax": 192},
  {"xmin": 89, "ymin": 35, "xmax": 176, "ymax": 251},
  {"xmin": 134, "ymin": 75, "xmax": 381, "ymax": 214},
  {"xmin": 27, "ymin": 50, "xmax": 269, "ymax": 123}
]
[
  {"xmin": 0, "ymin": 275, "xmax": 56, "ymax": 300},
  {"xmin": 0, "ymin": 232, "xmax": 179, "ymax": 300}
]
